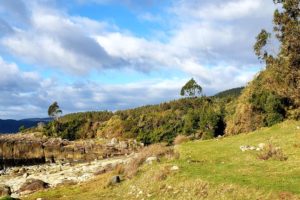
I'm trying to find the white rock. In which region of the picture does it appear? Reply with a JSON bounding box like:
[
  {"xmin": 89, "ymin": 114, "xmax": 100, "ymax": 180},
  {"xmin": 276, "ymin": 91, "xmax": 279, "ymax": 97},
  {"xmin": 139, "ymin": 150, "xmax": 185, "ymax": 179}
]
[
  {"xmin": 170, "ymin": 166, "xmax": 179, "ymax": 171},
  {"xmin": 249, "ymin": 146, "xmax": 256, "ymax": 150},
  {"xmin": 240, "ymin": 146, "xmax": 247, "ymax": 151},
  {"xmin": 110, "ymin": 138, "xmax": 118, "ymax": 145},
  {"xmin": 297, "ymin": 126, "xmax": 300, "ymax": 130},
  {"xmin": 23, "ymin": 172, "xmax": 29, "ymax": 178},
  {"xmin": 145, "ymin": 156, "xmax": 158, "ymax": 164},
  {"xmin": 258, "ymin": 143, "xmax": 266, "ymax": 149}
]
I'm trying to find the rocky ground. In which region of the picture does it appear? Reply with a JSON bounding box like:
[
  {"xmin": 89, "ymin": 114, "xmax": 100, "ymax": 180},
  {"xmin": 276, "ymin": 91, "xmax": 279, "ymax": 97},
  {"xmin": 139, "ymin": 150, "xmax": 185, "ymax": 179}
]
[
  {"xmin": 0, "ymin": 154, "xmax": 134, "ymax": 198},
  {"xmin": 0, "ymin": 133, "xmax": 143, "ymax": 199}
]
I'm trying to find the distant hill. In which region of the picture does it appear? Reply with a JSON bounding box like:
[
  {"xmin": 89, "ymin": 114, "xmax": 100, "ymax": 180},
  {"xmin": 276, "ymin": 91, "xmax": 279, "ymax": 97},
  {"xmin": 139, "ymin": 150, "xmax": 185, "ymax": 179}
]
[
  {"xmin": 213, "ymin": 87, "xmax": 244, "ymax": 99},
  {"xmin": 0, "ymin": 118, "xmax": 51, "ymax": 134}
]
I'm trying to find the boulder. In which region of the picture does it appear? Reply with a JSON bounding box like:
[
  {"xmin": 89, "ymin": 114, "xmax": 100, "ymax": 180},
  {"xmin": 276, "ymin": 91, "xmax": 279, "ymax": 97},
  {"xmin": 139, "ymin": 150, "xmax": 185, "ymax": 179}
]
[
  {"xmin": 145, "ymin": 156, "xmax": 158, "ymax": 164},
  {"xmin": 110, "ymin": 138, "xmax": 118, "ymax": 146},
  {"xmin": 258, "ymin": 143, "xmax": 266, "ymax": 150},
  {"xmin": 170, "ymin": 165, "xmax": 179, "ymax": 171},
  {"xmin": 0, "ymin": 184, "xmax": 11, "ymax": 197},
  {"xmin": 110, "ymin": 175, "xmax": 121, "ymax": 184},
  {"xmin": 19, "ymin": 179, "xmax": 49, "ymax": 194},
  {"xmin": 118, "ymin": 141, "xmax": 128, "ymax": 149}
]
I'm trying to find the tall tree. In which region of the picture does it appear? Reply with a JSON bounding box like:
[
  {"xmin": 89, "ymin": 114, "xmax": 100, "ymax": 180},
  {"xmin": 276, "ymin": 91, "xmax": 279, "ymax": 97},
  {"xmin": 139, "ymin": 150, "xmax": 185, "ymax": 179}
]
[
  {"xmin": 180, "ymin": 78, "xmax": 202, "ymax": 97},
  {"xmin": 48, "ymin": 102, "xmax": 62, "ymax": 120}
]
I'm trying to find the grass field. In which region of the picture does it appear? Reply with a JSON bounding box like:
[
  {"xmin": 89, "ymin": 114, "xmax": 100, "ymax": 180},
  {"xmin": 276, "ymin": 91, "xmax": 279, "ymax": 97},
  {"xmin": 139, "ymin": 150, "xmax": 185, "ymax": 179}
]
[{"xmin": 23, "ymin": 120, "xmax": 300, "ymax": 200}]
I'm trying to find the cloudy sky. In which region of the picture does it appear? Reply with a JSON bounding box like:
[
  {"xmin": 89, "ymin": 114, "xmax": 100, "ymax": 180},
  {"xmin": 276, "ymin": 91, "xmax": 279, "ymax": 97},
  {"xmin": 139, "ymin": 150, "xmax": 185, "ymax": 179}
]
[{"xmin": 0, "ymin": 0, "xmax": 276, "ymax": 119}]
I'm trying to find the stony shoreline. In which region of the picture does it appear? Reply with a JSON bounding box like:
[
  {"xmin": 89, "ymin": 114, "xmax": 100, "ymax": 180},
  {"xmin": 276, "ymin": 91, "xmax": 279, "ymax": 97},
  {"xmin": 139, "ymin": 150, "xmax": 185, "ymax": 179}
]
[
  {"xmin": 0, "ymin": 154, "xmax": 134, "ymax": 198},
  {"xmin": 0, "ymin": 133, "xmax": 143, "ymax": 168}
]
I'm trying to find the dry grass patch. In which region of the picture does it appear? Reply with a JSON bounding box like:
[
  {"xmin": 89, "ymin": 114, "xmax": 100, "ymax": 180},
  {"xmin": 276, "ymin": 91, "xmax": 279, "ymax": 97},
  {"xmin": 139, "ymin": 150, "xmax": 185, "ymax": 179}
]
[
  {"xmin": 257, "ymin": 143, "xmax": 288, "ymax": 161},
  {"xmin": 153, "ymin": 166, "xmax": 171, "ymax": 181},
  {"xmin": 124, "ymin": 143, "xmax": 173, "ymax": 178},
  {"xmin": 173, "ymin": 135, "xmax": 190, "ymax": 145}
]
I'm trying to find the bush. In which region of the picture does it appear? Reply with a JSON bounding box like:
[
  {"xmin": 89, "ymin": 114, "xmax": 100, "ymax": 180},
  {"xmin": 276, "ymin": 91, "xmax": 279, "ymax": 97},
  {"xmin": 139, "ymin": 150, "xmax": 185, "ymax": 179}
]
[
  {"xmin": 257, "ymin": 143, "xmax": 288, "ymax": 161},
  {"xmin": 173, "ymin": 135, "xmax": 190, "ymax": 145},
  {"xmin": 249, "ymin": 90, "xmax": 285, "ymax": 127},
  {"xmin": 124, "ymin": 144, "xmax": 173, "ymax": 178}
]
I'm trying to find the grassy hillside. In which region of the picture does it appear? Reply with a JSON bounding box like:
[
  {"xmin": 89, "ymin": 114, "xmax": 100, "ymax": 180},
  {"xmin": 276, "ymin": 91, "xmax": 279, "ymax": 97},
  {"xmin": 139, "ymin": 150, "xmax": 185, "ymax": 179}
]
[{"xmin": 24, "ymin": 120, "xmax": 300, "ymax": 200}]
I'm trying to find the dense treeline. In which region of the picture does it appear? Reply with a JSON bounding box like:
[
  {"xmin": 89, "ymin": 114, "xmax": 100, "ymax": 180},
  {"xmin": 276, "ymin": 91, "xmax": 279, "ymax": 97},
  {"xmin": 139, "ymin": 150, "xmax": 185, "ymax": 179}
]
[
  {"xmin": 40, "ymin": 90, "xmax": 239, "ymax": 144},
  {"xmin": 43, "ymin": 111, "xmax": 113, "ymax": 140}
]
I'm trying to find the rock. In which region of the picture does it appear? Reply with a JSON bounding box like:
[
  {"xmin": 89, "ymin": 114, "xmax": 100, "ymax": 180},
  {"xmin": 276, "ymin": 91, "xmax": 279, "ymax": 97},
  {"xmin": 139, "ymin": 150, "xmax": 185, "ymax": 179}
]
[
  {"xmin": 240, "ymin": 145, "xmax": 258, "ymax": 151},
  {"xmin": 110, "ymin": 138, "xmax": 118, "ymax": 146},
  {"xmin": 145, "ymin": 156, "xmax": 158, "ymax": 164},
  {"xmin": 110, "ymin": 175, "xmax": 121, "ymax": 184},
  {"xmin": 297, "ymin": 126, "xmax": 300, "ymax": 130},
  {"xmin": 240, "ymin": 146, "xmax": 248, "ymax": 152},
  {"xmin": 0, "ymin": 170, "xmax": 5, "ymax": 176},
  {"xmin": 170, "ymin": 165, "xmax": 179, "ymax": 171},
  {"xmin": 0, "ymin": 184, "xmax": 11, "ymax": 197},
  {"xmin": 249, "ymin": 146, "xmax": 256, "ymax": 150},
  {"xmin": 23, "ymin": 172, "xmax": 30, "ymax": 178},
  {"xmin": 118, "ymin": 141, "xmax": 128, "ymax": 149},
  {"xmin": 36, "ymin": 198, "xmax": 43, "ymax": 200},
  {"xmin": 19, "ymin": 179, "xmax": 49, "ymax": 194},
  {"xmin": 258, "ymin": 143, "xmax": 266, "ymax": 149}
]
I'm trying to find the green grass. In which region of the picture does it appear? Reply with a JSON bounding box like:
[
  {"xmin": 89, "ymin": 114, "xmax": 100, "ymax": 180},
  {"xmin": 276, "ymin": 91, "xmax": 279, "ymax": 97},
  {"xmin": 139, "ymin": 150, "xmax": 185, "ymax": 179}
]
[
  {"xmin": 24, "ymin": 120, "xmax": 300, "ymax": 200},
  {"xmin": 176, "ymin": 120, "xmax": 300, "ymax": 194}
]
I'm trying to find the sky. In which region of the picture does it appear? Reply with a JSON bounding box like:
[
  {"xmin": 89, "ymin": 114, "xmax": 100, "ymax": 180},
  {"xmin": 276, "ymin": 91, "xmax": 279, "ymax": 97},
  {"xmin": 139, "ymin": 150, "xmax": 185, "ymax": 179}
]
[{"xmin": 0, "ymin": 0, "xmax": 276, "ymax": 119}]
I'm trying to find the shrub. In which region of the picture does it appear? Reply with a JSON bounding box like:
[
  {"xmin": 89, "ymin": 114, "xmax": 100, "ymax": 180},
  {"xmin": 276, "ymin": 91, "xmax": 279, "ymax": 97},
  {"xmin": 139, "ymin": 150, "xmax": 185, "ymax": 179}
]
[
  {"xmin": 173, "ymin": 135, "xmax": 190, "ymax": 145},
  {"xmin": 124, "ymin": 144, "xmax": 173, "ymax": 178},
  {"xmin": 153, "ymin": 166, "xmax": 171, "ymax": 181},
  {"xmin": 257, "ymin": 143, "xmax": 288, "ymax": 161}
]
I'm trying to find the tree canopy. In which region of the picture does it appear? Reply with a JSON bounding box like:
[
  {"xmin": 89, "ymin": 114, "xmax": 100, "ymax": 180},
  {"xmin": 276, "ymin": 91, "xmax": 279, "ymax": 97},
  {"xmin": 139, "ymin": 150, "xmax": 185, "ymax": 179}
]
[
  {"xmin": 48, "ymin": 102, "xmax": 62, "ymax": 119},
  {"xmin": 180, "ymin": 78, "xmax": 202, "ymax": 97}
]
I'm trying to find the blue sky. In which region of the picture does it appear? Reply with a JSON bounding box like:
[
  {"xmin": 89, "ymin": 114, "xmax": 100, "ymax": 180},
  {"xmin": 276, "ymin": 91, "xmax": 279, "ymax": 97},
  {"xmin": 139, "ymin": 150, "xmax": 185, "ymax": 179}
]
[{"xmin": 0, "ymin": 0, "xmax": 276, "ymax": 119}]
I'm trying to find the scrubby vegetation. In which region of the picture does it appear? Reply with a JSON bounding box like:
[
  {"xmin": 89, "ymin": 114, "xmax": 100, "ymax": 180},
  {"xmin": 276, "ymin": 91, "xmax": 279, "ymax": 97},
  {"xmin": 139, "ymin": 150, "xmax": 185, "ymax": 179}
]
[
  {"xmin": 39, "ymin": 95, "xmax": 233, "ymax": 144},
  {"xmin": 226, "ymin": 0, "xmax": 300, "ymax": 135}
]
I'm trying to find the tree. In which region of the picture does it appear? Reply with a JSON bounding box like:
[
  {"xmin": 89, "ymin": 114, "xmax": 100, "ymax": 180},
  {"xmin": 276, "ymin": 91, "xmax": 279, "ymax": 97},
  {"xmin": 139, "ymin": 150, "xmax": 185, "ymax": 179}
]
[
  {"xmin": 254, "ymin": 29, "xmax": 271, "ymax": 61},
  {"xmin": 19, "ymin": 125, "xmax": 25, "ymax": 132},
  {"xmin": 253, "ymin": 0, "xmax": 300, "ymax": 103},
  {"xmin": 180, "ymin": 78, "xmax": 202, "ymax": 97},
  {"xmin": 48, "ymin": 102, "xmax": 62, "ymax": 120}
]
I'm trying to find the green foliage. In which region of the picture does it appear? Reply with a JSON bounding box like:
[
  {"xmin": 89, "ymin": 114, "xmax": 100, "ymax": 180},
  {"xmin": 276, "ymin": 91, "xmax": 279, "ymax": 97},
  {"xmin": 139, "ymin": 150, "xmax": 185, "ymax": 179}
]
[
  {"xmin": 249, "ymin": 90, "xmax": 285, "ymax": 126},
  {"xmin": 115, "ymin": 97, "xmax": 226, "ymax": 144},
  {"xmin": 180, "ymin": 78, "xmax": 202, "ymax": 97},
  {"xmin": 254, "ymin": 29, "xmax": 271, "ymax": 61},
  {"xmin": 213, "ymin": 87, "xmax": 244, "ymax": 99},
  {"xmin": 226, "ymin": 0, "xmax": 300, "ymax": 135},
  {"xmin": 43, "ymin": 111, "xmax": 113, "ymax": 140},
  {"xmin": 41, "ymin": 89, "xmax": 241, "ymax": 143},
  {"xmin": 48, "ymin": 102, "xmax": 62, "ymax": 119},
  {"xmin": 19, "ymin": 125, "xmax": 26, "ymax": 132}
]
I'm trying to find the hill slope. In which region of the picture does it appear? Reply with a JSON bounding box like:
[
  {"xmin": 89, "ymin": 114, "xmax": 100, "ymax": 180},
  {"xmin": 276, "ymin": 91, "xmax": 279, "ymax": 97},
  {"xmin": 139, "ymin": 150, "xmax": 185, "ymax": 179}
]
[
  {"xmin": 24, "ymin": 120, "xmax": 300, "ymax": 200},
  {"xmin": 0, "ymin": 118, "xmax": 51, "ymax": 134}
]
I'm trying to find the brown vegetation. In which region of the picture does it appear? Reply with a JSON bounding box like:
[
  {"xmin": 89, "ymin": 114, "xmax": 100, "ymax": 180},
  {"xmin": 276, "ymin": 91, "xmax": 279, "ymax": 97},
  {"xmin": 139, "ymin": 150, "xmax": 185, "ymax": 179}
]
[
  {"xmin": 124, "ymin": 144, "xmax": 173, "ymax": 178},
  {"xmin": 257, "ymin": 143, "xmax": 288, "ymax": 161},
  {"xmin": 173, "ymin": 135, "xmax": 190, "ymax": 145}
]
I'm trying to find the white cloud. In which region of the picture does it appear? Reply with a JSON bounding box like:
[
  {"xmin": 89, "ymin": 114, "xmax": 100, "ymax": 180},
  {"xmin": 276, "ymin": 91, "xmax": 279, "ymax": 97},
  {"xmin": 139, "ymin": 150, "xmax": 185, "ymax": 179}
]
[
  {"xmin": 0, "ymin": 0, "xmax": 278, "ymax": 118},
  {"xmin": 1, "ymin": 5, "xmax": 122, "ymax": 75}
]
